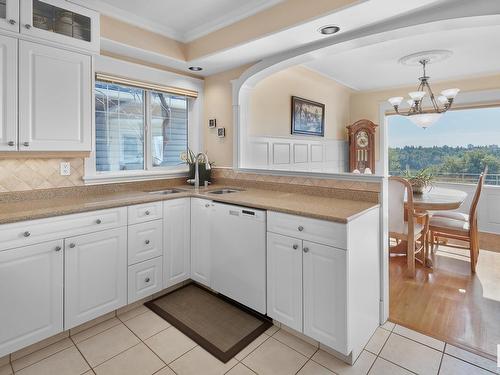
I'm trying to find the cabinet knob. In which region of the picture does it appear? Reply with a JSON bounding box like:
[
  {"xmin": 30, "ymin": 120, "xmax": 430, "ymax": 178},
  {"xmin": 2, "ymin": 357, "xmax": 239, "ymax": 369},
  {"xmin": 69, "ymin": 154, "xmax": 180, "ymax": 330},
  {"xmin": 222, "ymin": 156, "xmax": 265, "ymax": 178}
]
[
  {"xmin": 292, "ymin": 244, "xmax": 298, "ymax": 250},
  {"xmin": 69, "ymin": 243, "xmax": 76, "ymax": 248},
  {"xmin": 23, "ymin": 231, "xmax": 31, "ymax": 237},
  {"xmin": 145, "ymin": 239, "xmax": 150, "ymax": 245},
  {"xmin": 95, "ymin": 219, "xmax": 102, "ymax": 224},
  {"xmin": 145, "ymin": 210, "xmax": 150, "ymax": 216},
  {"xmin": 24, "ymin": 24, "xmax": 32, "ymax": 29},
  {"xmin": 145, "ymin": 277, "xmax": 151, "ymax": 283},
  {"xmin": 205, "ymin": 203, "xmax": 210, "ymax": 208},
  {"xmin": 55, "ymin": 246, "xmax": 62, "ymax": 252},
  {"xmin": 303, "ymin": 247, "xmax": 309, "ymax": 253},
  {"xmin": 7, "ymin": 141, "xmax": 14, "ymax": 146},
  {"xmin": 298, "ymin": 225, "xmax": 304, "ymax": 232},
  {"xmin": 8, "ymin": 19, "xmax": 16, "ymax": 25},
  {"xmin": 23, "ymin": 142, "xmax": 29, "ymax": 147}
]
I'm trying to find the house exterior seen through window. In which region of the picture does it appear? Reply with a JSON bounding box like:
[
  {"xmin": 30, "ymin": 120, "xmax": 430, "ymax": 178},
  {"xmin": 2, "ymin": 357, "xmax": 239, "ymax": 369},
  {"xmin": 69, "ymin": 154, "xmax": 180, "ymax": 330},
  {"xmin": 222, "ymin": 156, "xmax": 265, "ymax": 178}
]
[{"xmin": 95, "ymin": 81, "xmax": 188, "ymax": 173}]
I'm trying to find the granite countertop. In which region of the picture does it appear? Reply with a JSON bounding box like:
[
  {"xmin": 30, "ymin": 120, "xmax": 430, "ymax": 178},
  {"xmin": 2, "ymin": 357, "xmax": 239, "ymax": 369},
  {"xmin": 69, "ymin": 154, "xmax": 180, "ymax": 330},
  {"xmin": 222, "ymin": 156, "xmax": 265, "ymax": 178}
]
[{"xmin": 0, "ymin": 184, "xmax": 379, "ymax": 225}]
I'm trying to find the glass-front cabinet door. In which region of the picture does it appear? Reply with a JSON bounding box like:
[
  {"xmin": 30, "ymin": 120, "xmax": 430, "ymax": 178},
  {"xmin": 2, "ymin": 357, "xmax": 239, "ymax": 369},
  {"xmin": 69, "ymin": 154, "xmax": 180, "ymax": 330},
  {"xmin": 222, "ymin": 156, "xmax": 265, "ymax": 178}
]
[
  {"xmin": 20, "ymin": 0, "xmax": 99, "ymax": 53},
  {"xmin": 0, "ymin": 0, "xmax": 20, "ymax": 32}
]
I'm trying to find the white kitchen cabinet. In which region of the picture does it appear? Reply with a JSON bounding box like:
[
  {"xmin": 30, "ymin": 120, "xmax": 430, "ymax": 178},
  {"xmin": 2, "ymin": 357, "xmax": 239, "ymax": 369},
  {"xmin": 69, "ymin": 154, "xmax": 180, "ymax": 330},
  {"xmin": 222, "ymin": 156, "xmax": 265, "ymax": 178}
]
[
  {"xmin": 190, "ymin": 198, "xmax": 212, "ymax": 287},
  {"xmin": 267, "ymin": 232, "xmax": 302, "ymax": 332},
  {"xmin": 163, "ymin": 198, "xmax": 190, "ymax": 288},
  {"xmin": 18, "ymin": 40, "xmax": 91, "ymax": 151},
  {"xmin": 303, "ymin": 240, "xmax": 347, "ymax": 352},
  {"xmin": 0, "ymin": 0, "xmax": 19, "ymax": 32},
  {"xmin": 0, "ymin": 34, "xmax": 17, "ymax": 151},
  {"xmin": 0, "ymin": 240, "xmax": 63, "ymax": 357},
  {"xmin": 128, "ymin": 219, "xmax": 163, "ymax": 265},
  {"xmin": 20, "ymin": 0, "xmax": 100, "ymax": 53},
  {"xmin": 128, "ymin": 256, "xmax": 163, "ymax": 303},
  {"xmin": 64, "ymin": 227, "xmax": 127, "ymax": 329}
]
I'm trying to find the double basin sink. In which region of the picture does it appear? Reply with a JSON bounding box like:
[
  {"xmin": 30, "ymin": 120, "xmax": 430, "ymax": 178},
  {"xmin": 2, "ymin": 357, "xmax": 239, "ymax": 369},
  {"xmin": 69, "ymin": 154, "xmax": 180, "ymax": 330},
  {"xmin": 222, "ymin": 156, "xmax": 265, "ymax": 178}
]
[{"xmin": 146, "ymin": 188, "xmax": 244, "ymax": 196}]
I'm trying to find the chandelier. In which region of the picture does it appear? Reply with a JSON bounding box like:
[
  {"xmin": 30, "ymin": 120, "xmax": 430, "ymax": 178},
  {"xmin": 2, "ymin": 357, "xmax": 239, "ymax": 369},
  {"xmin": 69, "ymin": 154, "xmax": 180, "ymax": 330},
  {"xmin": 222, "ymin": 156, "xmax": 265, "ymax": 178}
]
[{"xmin": 388, "ymin": 55, "xmax": 459, "ymax": 129}]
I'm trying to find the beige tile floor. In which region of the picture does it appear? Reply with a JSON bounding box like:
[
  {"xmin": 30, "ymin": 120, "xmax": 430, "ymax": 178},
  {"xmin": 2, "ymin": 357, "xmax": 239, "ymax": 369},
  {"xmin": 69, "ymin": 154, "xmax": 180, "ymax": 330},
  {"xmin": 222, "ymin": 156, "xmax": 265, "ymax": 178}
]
[{"xmin": 0, "ymin": 305, "xmax": 499, "ymax": 375}]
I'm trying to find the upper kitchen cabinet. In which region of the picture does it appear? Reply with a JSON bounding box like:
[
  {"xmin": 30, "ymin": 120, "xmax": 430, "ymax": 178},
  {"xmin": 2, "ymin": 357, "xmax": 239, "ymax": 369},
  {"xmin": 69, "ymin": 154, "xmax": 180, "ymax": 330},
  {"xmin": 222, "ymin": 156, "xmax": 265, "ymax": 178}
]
[
  {"xmin": 20, "ymin": 0, "xmax": 99, "ymax": 53},
  {"xmin": 19, "ymin": 40, "xmax": 91, "ymax": 151},
  {"xmin": 0, "ymin": 34, "xmax": 17, "ymax": 151},
  {"xmin": 0, "ymin": 0, "xmax": 20, "ymax": 32}
]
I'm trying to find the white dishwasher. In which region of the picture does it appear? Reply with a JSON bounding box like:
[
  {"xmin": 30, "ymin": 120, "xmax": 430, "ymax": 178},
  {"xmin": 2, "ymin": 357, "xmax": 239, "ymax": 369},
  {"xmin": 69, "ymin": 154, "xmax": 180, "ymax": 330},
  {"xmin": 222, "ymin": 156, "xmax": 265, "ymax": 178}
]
[{"xmin": 211, "ymin": 202, "xmax": 267, "ymax": 314}]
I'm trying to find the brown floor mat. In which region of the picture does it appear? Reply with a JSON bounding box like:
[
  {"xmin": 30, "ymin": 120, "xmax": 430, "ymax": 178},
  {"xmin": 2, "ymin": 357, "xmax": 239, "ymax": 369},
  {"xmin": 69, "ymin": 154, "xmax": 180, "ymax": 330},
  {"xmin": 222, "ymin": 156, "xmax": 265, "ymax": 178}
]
[{"xmin": 145, "ymin": 283, "xmax": 271, "ymax": 363}]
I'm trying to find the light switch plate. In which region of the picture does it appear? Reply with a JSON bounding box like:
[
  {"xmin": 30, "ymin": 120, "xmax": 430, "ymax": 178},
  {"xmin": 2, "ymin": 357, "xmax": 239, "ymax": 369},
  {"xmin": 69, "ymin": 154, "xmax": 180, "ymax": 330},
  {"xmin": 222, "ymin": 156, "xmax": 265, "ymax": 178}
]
[{"xmin": 60, "ymin": 162, "xmax": 71, "ymax": 176}]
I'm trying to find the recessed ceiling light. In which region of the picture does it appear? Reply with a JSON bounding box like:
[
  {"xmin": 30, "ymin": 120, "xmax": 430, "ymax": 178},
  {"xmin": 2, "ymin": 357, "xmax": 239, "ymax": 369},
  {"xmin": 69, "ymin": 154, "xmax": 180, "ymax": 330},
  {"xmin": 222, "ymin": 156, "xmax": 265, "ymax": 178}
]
[
  {"xmin": 319, "ymin": 25, "xmax": 340, "ymax": 35},
  {"xmin": 188, "ymin": 66, "xmax": 203, "ymax": 71}
]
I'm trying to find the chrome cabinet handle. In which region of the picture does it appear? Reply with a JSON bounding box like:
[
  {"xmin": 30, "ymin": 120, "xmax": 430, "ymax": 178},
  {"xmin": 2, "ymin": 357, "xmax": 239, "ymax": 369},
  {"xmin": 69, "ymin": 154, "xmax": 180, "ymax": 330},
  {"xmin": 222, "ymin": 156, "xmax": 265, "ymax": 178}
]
[
  {"xmin": 55, "ymin": 246, "xmax": 62, "ymax": 252},
  {"xmin": 24, "ymin": 24, "xmax": 31, "ymax": 29},
  {"xmin": 145, "ymin": 239, "xmax": 150, "ymax": 245},
  {"xmin": 23, "ymin": 142, "xmax": 29, "ymax": 147},
  {"xmin": 292, "ymin": 244, "xmax": 299, "ymax": 250},
  {"xmin": 7, "ymin": 141, "xmax": 14, "ymax": 146},
  {"xmin": 145, "ymin": 277, "xmax": 150, "ymax": 283},
  {"xmin": 298, "ymin": 226, "xmax": 304, "ymax": 232},
  {"xmin": 96, "ymin": 219, "xmax": 102, "ymax": 224},
  {"xmin": 8, "ymin": 19, "xmax": 16, "ymax": 25},
  {"xmin": 69, "ymin": 243, "xmax": 76, "ymax": 248},
  {"xmin": 23, "ymin": 231, "xmax": 31, "ymax": 237},
  {"xmin": 303, "ymin": 247, "xmax": 309, "ymax": 253}
]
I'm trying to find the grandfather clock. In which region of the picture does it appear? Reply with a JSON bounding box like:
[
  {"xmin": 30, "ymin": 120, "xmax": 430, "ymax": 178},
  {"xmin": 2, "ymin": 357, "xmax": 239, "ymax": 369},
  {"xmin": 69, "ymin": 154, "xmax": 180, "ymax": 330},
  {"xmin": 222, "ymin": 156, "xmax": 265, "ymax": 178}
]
[{"xmin": 347, "ymin": 119, "xmax": 377, "ymax": 173}]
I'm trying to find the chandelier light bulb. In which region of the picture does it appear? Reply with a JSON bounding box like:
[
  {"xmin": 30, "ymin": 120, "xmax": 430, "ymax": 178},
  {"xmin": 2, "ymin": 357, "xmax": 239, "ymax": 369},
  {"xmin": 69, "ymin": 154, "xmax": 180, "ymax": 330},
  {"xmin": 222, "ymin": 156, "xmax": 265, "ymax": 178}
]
[
  {"xmin": 388, "ymin": 97, "xmax": 403, "ymax": 106},
  {"xmin": 441, "ymin": 88, "xmax": 460, "ymax": 99}
]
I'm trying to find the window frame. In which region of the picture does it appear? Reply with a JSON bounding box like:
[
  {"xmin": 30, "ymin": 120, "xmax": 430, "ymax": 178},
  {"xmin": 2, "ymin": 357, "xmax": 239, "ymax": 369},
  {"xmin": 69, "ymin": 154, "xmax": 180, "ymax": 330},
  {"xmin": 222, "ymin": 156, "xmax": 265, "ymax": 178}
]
[{"xmin": 84, "ymin": 55, "xmax": 203, "ymax": 185}]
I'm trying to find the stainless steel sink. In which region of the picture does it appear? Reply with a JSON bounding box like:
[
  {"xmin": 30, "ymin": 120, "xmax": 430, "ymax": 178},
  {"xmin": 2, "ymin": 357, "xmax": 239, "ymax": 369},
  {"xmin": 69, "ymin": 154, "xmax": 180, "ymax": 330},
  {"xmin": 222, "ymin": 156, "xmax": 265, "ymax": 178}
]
[
  {"xmin": 146, "ymin": 188, "xmax": 184, "ymax": 195},
  {"xmin": 208, "ymin": 188, "xmax": 244, "ymax": 195}
]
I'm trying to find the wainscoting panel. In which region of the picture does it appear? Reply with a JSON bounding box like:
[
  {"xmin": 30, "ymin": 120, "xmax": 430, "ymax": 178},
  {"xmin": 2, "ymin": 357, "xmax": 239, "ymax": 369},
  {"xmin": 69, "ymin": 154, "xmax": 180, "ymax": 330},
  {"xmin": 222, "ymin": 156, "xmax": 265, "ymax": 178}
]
[{"xmin": 244, "ymin": 136, "xmax": 348, "ymax": 173}]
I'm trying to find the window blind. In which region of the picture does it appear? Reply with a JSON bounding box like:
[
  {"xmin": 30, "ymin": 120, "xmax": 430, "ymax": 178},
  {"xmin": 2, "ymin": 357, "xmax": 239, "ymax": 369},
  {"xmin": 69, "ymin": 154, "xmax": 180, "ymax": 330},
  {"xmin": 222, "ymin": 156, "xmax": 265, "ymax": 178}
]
[{"xmin": 95, "ymin": 73, "xmax": 198, "ymax": 98}]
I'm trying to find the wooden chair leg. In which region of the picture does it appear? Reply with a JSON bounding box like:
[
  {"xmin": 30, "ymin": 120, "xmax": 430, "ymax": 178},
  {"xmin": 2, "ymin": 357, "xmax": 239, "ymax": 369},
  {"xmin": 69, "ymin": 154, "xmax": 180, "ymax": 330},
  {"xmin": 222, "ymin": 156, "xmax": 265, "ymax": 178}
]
[
  {"xmin": 430, "ymin": 231, "xmax": 435, "ymax": 252},
  {"xmin": 407, "ymin": 237, "xmax": 416, "ymax": 277},
  {"xmin": 470, "ymin": 230, "xmax": 480, "ymax": 273}
]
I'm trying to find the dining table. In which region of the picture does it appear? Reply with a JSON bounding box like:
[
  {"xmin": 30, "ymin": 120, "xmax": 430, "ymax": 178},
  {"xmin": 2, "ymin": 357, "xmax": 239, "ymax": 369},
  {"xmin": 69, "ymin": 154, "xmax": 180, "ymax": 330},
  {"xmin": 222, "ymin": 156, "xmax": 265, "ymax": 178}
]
[{"xmin": 393, "ymin": 186, "xmax": 468, "ymax": 267}]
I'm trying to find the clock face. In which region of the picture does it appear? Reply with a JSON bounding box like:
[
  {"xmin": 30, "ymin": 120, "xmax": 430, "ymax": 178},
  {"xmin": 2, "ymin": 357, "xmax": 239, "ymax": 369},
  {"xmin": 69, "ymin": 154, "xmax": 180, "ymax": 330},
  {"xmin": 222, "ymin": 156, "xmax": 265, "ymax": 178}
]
[{"xmin": 356, "ymin": 131, "xmax": 369, "ymax": 148}]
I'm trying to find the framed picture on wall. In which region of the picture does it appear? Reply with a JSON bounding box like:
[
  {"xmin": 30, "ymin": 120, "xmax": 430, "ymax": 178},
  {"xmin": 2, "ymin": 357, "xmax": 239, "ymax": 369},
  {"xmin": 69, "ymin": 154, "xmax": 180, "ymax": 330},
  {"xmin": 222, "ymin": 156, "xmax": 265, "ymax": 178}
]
[{"xmin": 291, "ymin": 96, "xmax": 325, "ymax": 136}]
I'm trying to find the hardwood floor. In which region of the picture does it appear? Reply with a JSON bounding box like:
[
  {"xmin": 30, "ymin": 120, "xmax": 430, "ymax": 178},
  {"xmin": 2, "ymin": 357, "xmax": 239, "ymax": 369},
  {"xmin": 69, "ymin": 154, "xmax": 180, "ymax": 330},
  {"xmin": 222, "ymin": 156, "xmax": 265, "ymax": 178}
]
[{"xmin": 389, "ymin": 245, "xmax": 500, "ymax": 360}]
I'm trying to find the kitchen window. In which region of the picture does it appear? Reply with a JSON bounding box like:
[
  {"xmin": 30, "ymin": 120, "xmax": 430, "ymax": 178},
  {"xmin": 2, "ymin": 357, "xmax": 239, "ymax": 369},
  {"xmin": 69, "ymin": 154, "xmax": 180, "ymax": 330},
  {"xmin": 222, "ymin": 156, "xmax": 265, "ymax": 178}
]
[{"xmin": 94, "ymin": 80, "xmax": 188, "ymax": 174}]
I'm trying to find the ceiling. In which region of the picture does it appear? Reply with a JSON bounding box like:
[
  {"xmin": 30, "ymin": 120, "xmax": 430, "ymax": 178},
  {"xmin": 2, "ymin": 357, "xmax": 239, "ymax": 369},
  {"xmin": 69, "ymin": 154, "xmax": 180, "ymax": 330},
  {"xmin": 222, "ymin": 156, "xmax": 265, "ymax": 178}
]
[
  {"xmin": 75, "ymin": 0, "xmax": 284, "ymax": 42},
  {"xmin": 303, "ymin": 24, "xmax": 500, "ymax": 91}
]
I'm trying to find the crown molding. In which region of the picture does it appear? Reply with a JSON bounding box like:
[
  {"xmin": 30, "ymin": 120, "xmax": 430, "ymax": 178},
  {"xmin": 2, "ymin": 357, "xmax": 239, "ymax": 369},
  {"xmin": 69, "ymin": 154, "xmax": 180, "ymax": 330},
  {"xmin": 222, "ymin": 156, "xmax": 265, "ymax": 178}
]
[
  {"xmin": 182, "ymin": 0, "xmax": 284, "ymax": 42},
  {"xmin": 68, "ymin": 0, "xmax": 284, "ymax": 43}
]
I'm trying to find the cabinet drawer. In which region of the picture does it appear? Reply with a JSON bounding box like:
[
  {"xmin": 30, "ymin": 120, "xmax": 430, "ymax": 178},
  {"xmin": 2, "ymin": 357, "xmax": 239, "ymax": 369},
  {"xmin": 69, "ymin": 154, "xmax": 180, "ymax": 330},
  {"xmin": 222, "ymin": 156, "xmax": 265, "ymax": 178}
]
[
  {"xmin": 128, "ymin": 220, "xmax": 163, "ymax": 265},
  {"xmin": 0, "ymin": 207, "xmax": 127, "ymax": 251},
  {"xmin": 128, "ymin": 257, "xmax": 163, "ymax": 303},
  {"xmin": 128, "ymin": 202, "xmax": 163, "ymax": 225},
  {"xmin": 267, "ymin": 211, "xmax": 347, "ymax": 249}
]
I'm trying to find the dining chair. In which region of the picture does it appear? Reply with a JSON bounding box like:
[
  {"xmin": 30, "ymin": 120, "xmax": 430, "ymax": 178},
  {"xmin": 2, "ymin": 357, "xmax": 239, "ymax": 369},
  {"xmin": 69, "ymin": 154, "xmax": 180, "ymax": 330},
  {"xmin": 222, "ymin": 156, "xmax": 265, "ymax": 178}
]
[
  {"xmin": 389, "ymin": 176, "xmax": 430, "ymax": 277},
  {"xmin": 429, "ymin": 167, "xmax": 488, "ymax": 273}
]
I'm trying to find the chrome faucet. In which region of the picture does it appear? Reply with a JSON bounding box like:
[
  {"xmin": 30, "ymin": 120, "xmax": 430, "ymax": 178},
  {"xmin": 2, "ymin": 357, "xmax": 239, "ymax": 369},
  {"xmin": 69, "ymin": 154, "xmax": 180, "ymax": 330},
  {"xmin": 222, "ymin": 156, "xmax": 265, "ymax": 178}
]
[{"xmin": 194, "ymin": 153, "xmax": 211, "ymax": 189}]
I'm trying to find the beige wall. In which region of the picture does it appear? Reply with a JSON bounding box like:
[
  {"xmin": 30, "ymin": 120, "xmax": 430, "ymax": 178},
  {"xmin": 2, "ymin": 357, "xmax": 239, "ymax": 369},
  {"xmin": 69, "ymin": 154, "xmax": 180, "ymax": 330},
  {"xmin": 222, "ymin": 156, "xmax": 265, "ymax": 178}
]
[
  {"xmin": 350, "ymin": 73, "xmax": 500, "ymax": 160},
  {"xmin": 248, "ymin": 66, "xmax": 352, "ymax": 139},
  {"xmin": 203, "ymin": 65, "xmax": 253, "ymax": 168}
]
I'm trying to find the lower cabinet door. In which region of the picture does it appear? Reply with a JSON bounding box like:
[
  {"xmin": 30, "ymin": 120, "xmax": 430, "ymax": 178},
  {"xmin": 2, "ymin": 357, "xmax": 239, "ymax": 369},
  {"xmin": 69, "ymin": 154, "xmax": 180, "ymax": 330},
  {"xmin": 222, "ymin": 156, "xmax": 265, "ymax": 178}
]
[
  {"xmin": 266, "ymin": 232, "xmax": 302, "ymax": 332},
  {"xmin": 190, "ymin": 198, "xmax": 212, "ymax": 287},
  {"xmin": 128, "ymin": 256, "xmax": 163, "ymax": 303},
  {"xmin": 65, "ymin": 227, "xmax": 127, "ymax": 329},
  {"xmin": 163, "ymin": 198, "xmax": 190, "ymax": 288},
  {"xmin": 303, "ymin": 241, "xmax": 347, "ymax": 353},
  {"xmin": 0, "ymin": 240, "xmax": 63, "ymax": 357}
]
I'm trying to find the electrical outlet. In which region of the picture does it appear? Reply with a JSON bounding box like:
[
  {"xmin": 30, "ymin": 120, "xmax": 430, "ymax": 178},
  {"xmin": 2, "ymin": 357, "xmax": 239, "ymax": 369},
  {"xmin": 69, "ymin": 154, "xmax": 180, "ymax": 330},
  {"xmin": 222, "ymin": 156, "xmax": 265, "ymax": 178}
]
[{"xmin": 60, "ymin": 162, "xmax": 71, "ymax": 176}]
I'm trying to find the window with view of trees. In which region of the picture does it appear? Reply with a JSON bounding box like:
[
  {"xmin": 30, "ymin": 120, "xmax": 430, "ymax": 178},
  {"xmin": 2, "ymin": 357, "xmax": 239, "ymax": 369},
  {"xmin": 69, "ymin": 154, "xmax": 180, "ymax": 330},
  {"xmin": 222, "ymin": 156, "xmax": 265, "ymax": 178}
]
[
  {"xmin": 95, "ymin": 81, "xmax": 188, "ymax": 173},
  {"xmin": 388, "ymin": 106, "xmax": 500, "ymax": 185}
]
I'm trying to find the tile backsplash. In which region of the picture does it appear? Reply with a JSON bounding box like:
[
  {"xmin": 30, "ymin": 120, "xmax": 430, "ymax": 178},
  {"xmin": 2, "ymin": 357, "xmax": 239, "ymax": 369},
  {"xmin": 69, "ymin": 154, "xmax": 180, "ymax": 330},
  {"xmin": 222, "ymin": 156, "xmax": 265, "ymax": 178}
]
[{"xmin": 0, "ymin": 158, "xmax": 84, "ymax": 192}]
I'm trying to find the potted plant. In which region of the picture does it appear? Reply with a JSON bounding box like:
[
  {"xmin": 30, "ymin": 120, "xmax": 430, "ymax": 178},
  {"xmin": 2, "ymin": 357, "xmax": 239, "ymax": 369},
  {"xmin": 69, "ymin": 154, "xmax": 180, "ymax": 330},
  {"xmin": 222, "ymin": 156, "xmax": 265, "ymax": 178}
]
[
  {"xmin": 180, "ymin": 149, "xmax": 213, "ymax": 185},
  {"xmin": 403, "ymin": 168, "xmax": 434, "ymax": 194}
]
